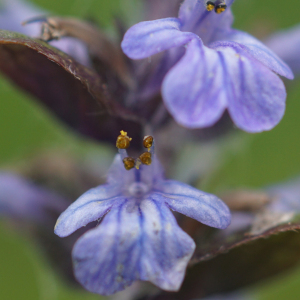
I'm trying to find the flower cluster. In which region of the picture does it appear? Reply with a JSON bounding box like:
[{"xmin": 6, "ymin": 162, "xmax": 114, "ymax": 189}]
[
  {"xmin": 0, "ymin": 0, "xmax": 300, "ymax": 298},
  {"xmin": 122, "ymin": 0, "xmax": 293, "ymax": 132}
]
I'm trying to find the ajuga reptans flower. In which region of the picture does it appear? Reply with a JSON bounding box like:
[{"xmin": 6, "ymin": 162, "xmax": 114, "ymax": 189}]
[
  {"xmin": 122, "ymin": 0, "xmax": 294, "ymax": 133},
  {"xmin": 54, "ymin": 132, "xmax": 231, "ymax": 295}
]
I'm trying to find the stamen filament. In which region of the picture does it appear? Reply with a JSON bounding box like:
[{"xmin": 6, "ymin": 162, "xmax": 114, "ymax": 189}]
[{"xmin": 118, "ymin": 148, "xmax": 129, "ymax": 161}]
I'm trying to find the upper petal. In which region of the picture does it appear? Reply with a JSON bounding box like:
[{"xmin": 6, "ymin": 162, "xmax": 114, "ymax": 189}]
[
  {"xmin": 154, "ymin": 180, "xmax": 231, "ymax": 229},
  {"xmin": 162, "ymin": 38, "xmax": 227, "ymax": 128},
  {"xmin": 72, "ymin": 198, "xmax": 195, "ymax": 295},
  {"xmin": 54, "ymin": 184, "xmax": 124, "ymax": 237},
  {"xmin": 121, "ymin": 18, "xmax": 196, "ymax": 59},
  {"xmin": 179, "ymin": 0, "xmax": 235, "ymax": 24},
  {"xmin": 139, "ymin": 154, "xmax": 165, "ymax": 186},
  {"xmin": 212, "ymin": 29, "xmax": 294, "ymax": 79},
  {"xmin": 265, "ymin": 24, "xmax": 300, "ymax": 76},
  {"xmin": 213, "ymin": 42, "xmax": 287, "ymax": 132},
  {"xmin": 179, "ymin": 0, "xmax": 235, "ymax": 45},
  {"xmin": 107, "ymin": 154, "xmax": 135, "ymax": 187},
  {"xmin": 108, "ymin": 153, "xmax": 165, "ymax": 189}
]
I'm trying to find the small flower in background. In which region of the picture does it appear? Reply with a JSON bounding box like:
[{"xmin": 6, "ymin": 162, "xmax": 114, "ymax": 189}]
[
  {"xmin": 54, "ymin": 133, "xmax": 230, "ymax": 295},
  {"xmin": 0, "ymin": 0, "xmax": 90, "ymax": 66},
  {"xmin": 0, "ymin": 169, "xmax": 80, "ymax": 284},
  {"xmin": 122, "ymin": 0, "xmax": 293, "ymax": 132},
  {"xmin": 265, "ymin": 24, "xmax": 300, "ymax": 76},
  {"xmin": 0, "ymin": 172, "xmax": 68, "ymax": 223}
]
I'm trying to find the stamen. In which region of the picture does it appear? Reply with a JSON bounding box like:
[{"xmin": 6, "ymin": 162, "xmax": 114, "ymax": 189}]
[
  {"xmin": 215, "ymin": 3, "xmax": 227, "ymax": 14},
  {"xmin": 116, "ymin": 132, "xmax": 155, "ymax": 170},
  {"xmin": 143, "ymin": 135, "xmax": 153, "ymax": 149},
  {"xmin": 139, "ymin": 152, "xmax": 152, "ymax": 166},
  {"xmin": 135, "ymin": 158, "xmax": 142, "ymax": 170},
  {"xmin": 206, "ymin": 1, "xmax": 215, "ymax": 11},
  {"xmin": 147, "ymin": 136, "xmax": 155, "ymax": 156},
  {"xmin": 116, "ymin": 130, "xmax": 132, "ymax": 162},
  {"xmin": 123, "ymin": 157, "xmax": 135, "ymax": 170},
  {"xmin": 116, "ymin": 130, "xmax": 132, "ymax": 149}
]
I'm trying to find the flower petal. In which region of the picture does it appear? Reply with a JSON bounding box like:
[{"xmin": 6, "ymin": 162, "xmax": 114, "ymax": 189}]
[
  {"xmin": 121, "ymin": 18, "xmax": 196, "ymax": 59},
  {"xmin": 155, "ymin": 180, "xmax": 231, "ymax": 229},
  {"xmin": 107, "ymin": 154, "xmax": 165, "ymax": 188},
  {"xmin": 54, "ymin": 184, "xmax": 124, "ymax": 237},
  {"xmin": 213, "ymin": 29, "xmax": 294, "ymax": 79},
  {"xmin": 180, "ymin": 0, "xmax": 235, "ymax": 21},
  {"xmin": 267, "ymin": 177, "xmax": 300, "ymax": 213},
  {"xmin": 162, "ymin": 39, "xmax": 286, "ymax": 132},
  {"xmin": 140, "ymin": 154, "xmax": 165, "ymax": 185},
  {"xmin": 213, "ymin": 42, "xmax": 287, "ymax": 132},
  {"xmin": 107, "ymin": 154, "xmax": 135, "ymax": 186},
  {"xmin": 179, "ymin": 0, "xmax": 234, "ymax": 44},
  {"xmin": 265, "ymin": 24, "xmax": 300, "ymax": 76},
  {"xmin": 162, "ymin": 38, "xmax": 227, "ymax": 128},
  {"xmin": 0, "ymin": 0, "xmax": 42, "ymax": 36},
  {"xmin": 72, "ymin": 198, "xmax": 195, "ymax": 295},
  {"xmin": 0, "ymin": 172, "xmax": 68, "ymax": 223}
]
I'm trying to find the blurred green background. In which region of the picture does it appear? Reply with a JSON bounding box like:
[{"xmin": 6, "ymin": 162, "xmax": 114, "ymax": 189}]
[{"xmin": 0, "ymin": 0, "xmax": 300, "ymax": 299}]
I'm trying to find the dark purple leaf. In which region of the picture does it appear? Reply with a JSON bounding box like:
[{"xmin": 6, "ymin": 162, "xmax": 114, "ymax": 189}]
[
  {"xmin": 140, "ymin": 194, "xmax": 300, "ymax": 300},
  {"xmin": 0, "ymin": 30, "xmax": 143, "ymax": 147},
  {"xmin": 24, "ymin": 17, "xmax": 131, "ymax": 85}
]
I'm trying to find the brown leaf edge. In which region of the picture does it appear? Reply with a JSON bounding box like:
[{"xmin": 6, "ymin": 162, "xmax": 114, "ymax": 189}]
[{"xmin": 0, "ymin": 29, "xmax": 143, "ymax": 146}]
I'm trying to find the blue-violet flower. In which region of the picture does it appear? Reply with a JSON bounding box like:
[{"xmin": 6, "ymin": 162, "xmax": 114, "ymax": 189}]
[
  {"xmin": 265, "ymin": 24, "xmax": 300, "ymax": 76},
  {"xmin": 54, "ymin": 133, "xmax": 231, "ymax": 295},
  {"xmin": 121, "ymin": 0, "xmax": 294, "ymax": 132},
  {"xmin": 0, "ymin": 0, "xmax": 90, "ymax": 66}
]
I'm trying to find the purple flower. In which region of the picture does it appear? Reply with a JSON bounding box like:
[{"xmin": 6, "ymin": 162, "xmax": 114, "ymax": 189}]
[
  {"xmin": 0, "ymin": 172, "xmax": 68, "ymax": 223},
  {"xmin": 0, "ymin": 0, "xmax": 90, "ymax": 66},
  {"xmin": 54, "ymin": 137, "xmax": 230, "ymax": 295},
  {"xmin": 265, "ymin": 24, "xmax": 300, "ymax": 76},
  {"xmin": 121, "ymin": 0, "xmax": 293, "ymax": 133}
]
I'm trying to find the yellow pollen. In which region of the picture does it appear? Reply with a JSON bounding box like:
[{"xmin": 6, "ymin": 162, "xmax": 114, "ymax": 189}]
[
  {"xmin": 123, "ymin": 157, "xmax": 135, "ymax": 170},
  {"xmin": 139, "ymin": 152, "xmax": 152, "ymax": 166},
  {"xmin": 116, "ymin": 131, "xmax": 154, "ymax": 170},
  {"xmin": 215, "ymin": 5, "xmax": 227, "ymax": 14},
  {"xmin": 206, "ymin": 4, "xmax": 215, "ymax": 11},
  {"xmin": 143, "ymin": 135, "xmax": 154, "ymax": 149},
  {"xmin": 116, "ymin": 130, "xmax": 132, "ymax": 149}
]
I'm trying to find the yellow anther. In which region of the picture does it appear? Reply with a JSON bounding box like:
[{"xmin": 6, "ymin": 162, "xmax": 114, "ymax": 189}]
[
  {"xmin": 116, "ymin": 130, "xmax": 132, "ymax": 149},
  {"xmin": 123, "ymin": 157, "xmax": 135, "ymax": 170},
  {"xmin": 206, "ymin": 1, "xmax": 215, "ymax": 11},
  {"xmin": 139, "ymin": 152, "xmax": 152, "ymax": 166},
  {"xmin": 143, "ymin": 135, "xmax": 154, "ymax": 149},
  {"xmin": 117, "ymin": 132, "xmax": 154, "ymax": 170},
  {"xmin": 215, "ymin": 4, "xmax": 227, "ymax": 14}
]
